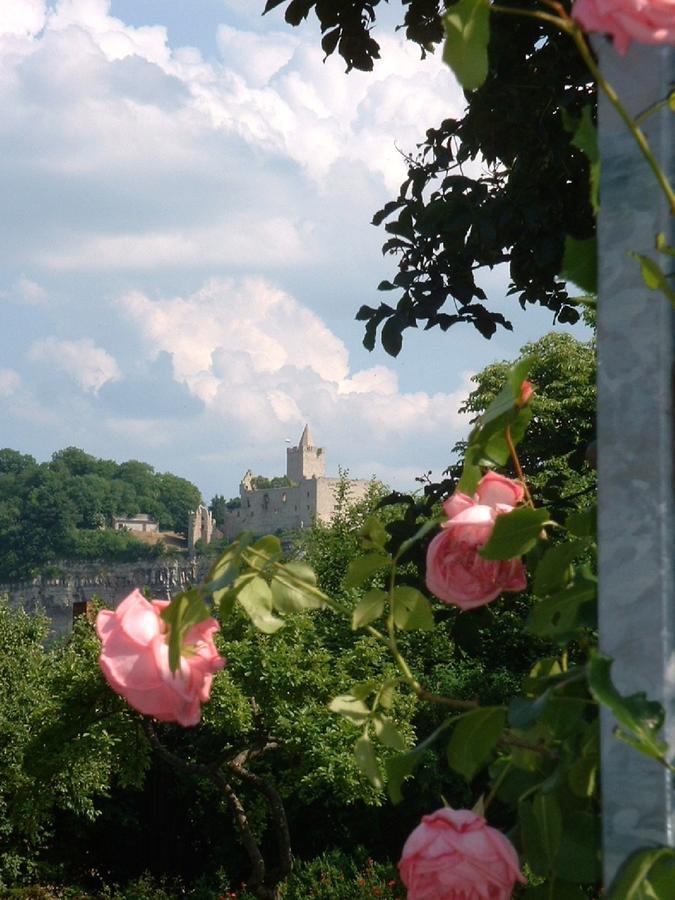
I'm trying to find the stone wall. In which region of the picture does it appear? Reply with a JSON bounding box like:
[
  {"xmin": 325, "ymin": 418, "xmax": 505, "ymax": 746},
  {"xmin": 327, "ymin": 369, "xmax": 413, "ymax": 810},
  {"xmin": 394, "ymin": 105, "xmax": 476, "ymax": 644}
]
[{"xmin": 0, "ymin": 559, "xmax": 207, "ymax": 637}]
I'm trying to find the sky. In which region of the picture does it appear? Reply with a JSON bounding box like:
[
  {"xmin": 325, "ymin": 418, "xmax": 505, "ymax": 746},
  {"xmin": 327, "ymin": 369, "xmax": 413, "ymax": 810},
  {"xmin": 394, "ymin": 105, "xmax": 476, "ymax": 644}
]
[{"xmin": 0, "ymin": 0, "xmax": 586, "ymax": 503}]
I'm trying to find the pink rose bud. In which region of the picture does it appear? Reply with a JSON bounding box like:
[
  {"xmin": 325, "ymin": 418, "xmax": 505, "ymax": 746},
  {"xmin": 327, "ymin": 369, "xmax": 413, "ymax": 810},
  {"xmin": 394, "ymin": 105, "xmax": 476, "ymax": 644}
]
[
  {"xmin": 96, "ymin": 589, "xmax": 224, "ymax": 727},
  {"xmin": 517, "ymin": 379, "xmax": 534, "ymax": 407},
  {"xmin": 426, "ymin": 472, "xmax": 527, "ymax": 610},
  {"xmin": 573, "ymin": 0, "xmax": 675, "ymax": 54},
  {"xmin": 399, "ymin": 807, "xmax": 526, "ymax": 900}
]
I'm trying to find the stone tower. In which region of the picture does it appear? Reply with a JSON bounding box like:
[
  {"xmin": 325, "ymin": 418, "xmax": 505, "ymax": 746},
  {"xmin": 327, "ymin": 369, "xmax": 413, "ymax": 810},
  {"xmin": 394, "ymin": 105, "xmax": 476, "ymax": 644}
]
[
  {"xmin": 286, "ymin": 424, "xmax": 325, "ymax": 483},
  {"xmin": 188, "ymin": 503, "xmax": 214, "ymax": 555}
]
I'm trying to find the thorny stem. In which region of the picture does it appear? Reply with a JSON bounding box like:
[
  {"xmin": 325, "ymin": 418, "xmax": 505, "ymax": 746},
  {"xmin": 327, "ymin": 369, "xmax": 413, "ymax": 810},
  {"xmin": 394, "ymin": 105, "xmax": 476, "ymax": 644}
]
[{"xmin": 504, "ymin": 425, "xmax": 535, "ymax": 508}]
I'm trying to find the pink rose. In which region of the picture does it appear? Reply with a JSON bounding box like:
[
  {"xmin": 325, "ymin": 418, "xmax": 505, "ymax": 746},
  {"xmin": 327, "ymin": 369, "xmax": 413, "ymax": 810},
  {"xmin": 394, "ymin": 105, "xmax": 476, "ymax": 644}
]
[
  {"xmin": 573, "ymin": 0, "xmax": 675, "ymax": 54},
  {"xmin": 426, "ymin": 472, "xmax": 527, "ymax": 610},
  {"xmin": 399, "ymin": 807, "xmax": 526, "ymax": 900},
  {"xmin": 96, "ymin": 589, "xmax": 224, "ymax": 727}
]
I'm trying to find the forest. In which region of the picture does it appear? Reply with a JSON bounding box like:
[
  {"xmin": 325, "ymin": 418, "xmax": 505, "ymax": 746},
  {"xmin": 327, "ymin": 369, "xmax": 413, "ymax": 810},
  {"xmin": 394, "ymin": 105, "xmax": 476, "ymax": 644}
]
[{"xmin": 0, "ymin": 447, "xmax": 202, "ymax": 581}]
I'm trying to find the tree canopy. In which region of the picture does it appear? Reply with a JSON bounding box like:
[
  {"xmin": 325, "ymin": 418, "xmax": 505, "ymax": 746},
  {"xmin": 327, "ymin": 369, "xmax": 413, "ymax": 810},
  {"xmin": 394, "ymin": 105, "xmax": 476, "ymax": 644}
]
[{"xmin": 0, "ymin": 448, "xmax": 202, "ymax": 580}]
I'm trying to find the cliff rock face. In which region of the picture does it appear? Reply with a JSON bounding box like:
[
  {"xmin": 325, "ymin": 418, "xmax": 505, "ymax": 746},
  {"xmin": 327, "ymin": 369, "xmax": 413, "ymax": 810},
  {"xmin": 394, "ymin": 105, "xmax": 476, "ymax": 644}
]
[{"xmin": 0, "ymin": 559, "xmax": 208, "ymax": 636}]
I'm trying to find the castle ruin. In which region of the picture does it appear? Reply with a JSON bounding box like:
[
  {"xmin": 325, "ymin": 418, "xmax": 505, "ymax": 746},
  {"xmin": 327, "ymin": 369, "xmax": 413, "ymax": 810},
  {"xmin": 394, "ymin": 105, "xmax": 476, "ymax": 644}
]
[{"xmin": 222, "ymin": 426, "xmax": 370, "ymax": 539}]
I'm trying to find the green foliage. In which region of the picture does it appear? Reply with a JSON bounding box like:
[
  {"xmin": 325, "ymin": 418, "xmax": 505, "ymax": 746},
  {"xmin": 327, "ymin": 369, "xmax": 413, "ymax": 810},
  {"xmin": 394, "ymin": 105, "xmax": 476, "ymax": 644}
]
[
  {"xmin": 442, "ymin": 0, "xmax": 490, "ymax": 92},
  {"xmin": 607, "ymin": 847, "xmax": 675, "ymax": 899},
  {"xmin": 0, "ymin": 448, "xmax": 202, "ymax": 580}
]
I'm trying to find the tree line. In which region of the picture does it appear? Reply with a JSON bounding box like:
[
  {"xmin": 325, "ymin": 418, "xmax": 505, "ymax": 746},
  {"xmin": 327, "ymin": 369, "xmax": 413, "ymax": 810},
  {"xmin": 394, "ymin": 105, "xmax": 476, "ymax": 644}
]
[{"xmin": 0, "ymin": 447, "xmax": 202, "ymax": 581}]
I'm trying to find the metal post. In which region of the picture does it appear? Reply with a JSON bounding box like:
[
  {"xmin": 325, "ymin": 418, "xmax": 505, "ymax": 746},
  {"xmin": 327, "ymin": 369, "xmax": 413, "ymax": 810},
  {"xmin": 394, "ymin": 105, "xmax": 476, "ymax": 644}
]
[{"xmin": 596, "ymin": 42, "xmax": 675, "ymax": 882}]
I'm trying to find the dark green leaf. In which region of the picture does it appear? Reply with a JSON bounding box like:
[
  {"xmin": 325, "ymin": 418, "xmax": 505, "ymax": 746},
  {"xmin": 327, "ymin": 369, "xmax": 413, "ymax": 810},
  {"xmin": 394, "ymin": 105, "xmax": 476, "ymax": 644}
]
[
  {"xmin": 566, "ymin": 504, "xmax": 596, "ymax": 538},
  {"xmin": 527, "ymin": 569, "xmax": 597, "ymax": 642},
  {"xmin": 553, "ymin": 811, "xmax": 601, "ymax": 883},
  {"xmin": 562, "ymin": 236, "xmax": 597, "ymax": 294},
  {"xmin": 533, "ymin": 793, "xmax": 562, "ymax": 868},
  {"xmin": 352, "ymin": 588, "xmax": 386, "ymax": 629},
  {"xmin": 446, "ymin": 707, "xmax": 506, "ymax": 781},
  {"xmin": 396, "ymin": 516, "xmax": 444, "ymax": 558},
  {"xmin": 442, "ymin": 0, "xmax": 490, "ymax": 91},
  {"xmin": 533, "ymin": 538, "xmax": 591, "ymax": 597},
  {"xmin": 607, "ymin": 846, "xmax": 675, "ymax": 899},
  {"xmin": 392, "ymin": 586, "xmax": 435, "ymax": 631},
  {"xmin": 480, "ymin": 507, "xmax": 549, "ymax": 560},
  {"xmin": 587, "ymin": 653, "xmax": 667, "ymax": 762}
]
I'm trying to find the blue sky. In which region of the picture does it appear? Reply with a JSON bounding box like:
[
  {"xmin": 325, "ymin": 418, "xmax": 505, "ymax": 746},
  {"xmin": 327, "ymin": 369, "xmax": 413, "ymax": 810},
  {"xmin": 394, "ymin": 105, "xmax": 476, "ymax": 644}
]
[{"xmin": 0, "ymin": 0, "xmax": 586, "ymax": 503}]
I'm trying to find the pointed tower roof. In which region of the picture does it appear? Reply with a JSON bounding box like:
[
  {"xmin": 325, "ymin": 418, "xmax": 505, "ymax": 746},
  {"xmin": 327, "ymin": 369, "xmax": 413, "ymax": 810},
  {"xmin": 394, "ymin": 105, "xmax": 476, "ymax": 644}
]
[{"xmin": 299, "ymin": 424, "xmax": 313, "ymax": 448}]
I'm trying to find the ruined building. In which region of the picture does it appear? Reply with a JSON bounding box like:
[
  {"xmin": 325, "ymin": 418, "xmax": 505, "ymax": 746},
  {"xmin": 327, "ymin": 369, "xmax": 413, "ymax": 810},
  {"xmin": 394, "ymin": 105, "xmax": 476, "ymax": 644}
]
[{"xmin": 222, "ymin": 426, "xmax": 370, "ymax": 539}]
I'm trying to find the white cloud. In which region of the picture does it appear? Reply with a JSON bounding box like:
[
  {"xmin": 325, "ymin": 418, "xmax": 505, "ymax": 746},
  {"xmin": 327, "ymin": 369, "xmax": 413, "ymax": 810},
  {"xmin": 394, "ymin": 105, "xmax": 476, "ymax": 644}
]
[
  {"xmin": 28, "ymin": 336, "xmax": 120, "ymax": 393},
  {"xmin": 0, "ymin": 368, "xmax": 21, "ymax": 398},
  {"xmin": 13, "ymin": 275, "xmax": 48, "ymax": 304},
  {"xmin": 0, "ymin": 0, "xmax": 46, "ymax": 37},
  {"xmin": 117, "ymin": 277, "xmax": 471, "ymax": 450}
]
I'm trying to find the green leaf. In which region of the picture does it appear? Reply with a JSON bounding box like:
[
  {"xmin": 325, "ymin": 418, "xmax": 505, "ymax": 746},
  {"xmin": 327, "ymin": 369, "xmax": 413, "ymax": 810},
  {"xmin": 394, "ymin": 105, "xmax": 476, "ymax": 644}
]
[
  {"xmin": 587, "ymin": 653, "xmax": 667, "ymax": 762},
  {"xmin": 160, "ymin": 590, "xmax": 211, "ymax": 674},
  {"xmin": 352, "ymin": 588, "xmax": 386, "ymax": 629},
  {"xmin": 251, "ymin": 534, "xmax": 282, "ymax": 562},
  {"xmin": 329, "ymin": 694, "xmax": 371, "ymax": 725},
  {"xmin": 568, "ymin": 754, "xmax": 598, "ymax": 799},
  {"xmin": 630, "ymin": 251, "xmax": 675, "ymax": 308},
  {"xmin": 270, "ymin": 562, "xmax": 323, "ymax": 613},
  {"xmin": 446, "ymin": 707, "xmax": 506, "ymax": 781},
  {"xmin": 562, "ymin": 236, "xmax": 597, "ymax": 294},
  {"xmin": 236, "ymin": 576, "xmax": 284, "ymax": 634},
  {"xmin": 373, "ymin": 715, "xmax": 407, "ymax": 751},
  {"xmin": 354, "ymin": 736, "xmax": 383, "ymax": 790},
  {"xmin": 344, "ymin": 552, "xmax": 390, "ymax": 588},
  {"xmin": 392, "ymin": 586, "xmax": 435, "ymax": 631},
  {"xmin": 607, "ymin": 846, "xmax": 675, "ymax": 899},
  {"xmin": 350, "ymin": 680, "xmax": 378, "ymax": 701},
  {"xmin": 386, "ymin": 717, "xmax": 456, "ymax": 803},
  {"xmin": 566, "ymin": 104, "xmax": 599, "ymax": 212},
  {"xmin": 527, "ymin": 569, "xmax": 597, "ymax": 642},
  {"xmin": 656, "ymin": 232, "xmax": 675, "ymax": 257},
  {"xmin": 519, "ymin": 797, "xmax": 551, "ymax": 876},
  {"xmin": 523, "ymin": 885, "xmax": 587, "ymax": 900},
  {"xmin": 359, "ymin": 515, "xmax": 389, "ymax": 551},
  {"xmin": 457, "ymin": 460, "xmax": 482, "ymax": 495},
  {"xmin": 533, "ymin": 538, "xmax": 591, "ymax": 597},
  {"xmin": 385, "ymin": 750, "xmax": 422, "ymax": 803},
  {"xmin": 480, "ymin": 507, "xmax": 549, "ymax": 560},
  {"xmin": 566, "ymin": 504, "xmax": 596, "ymax": 538},
  {"xmin": 533, "ymin": 793, "xmax": 563, "ymax": 868},
  {"xmin": 442, "ymin": 0, "xmax": 490, "ymax": 91},
  {"xmin": 553, "ymin": 812, "xmax": 601, "ymax": 883},
  {"xmin": 397, "ymin": 517, "xmax": 444, "ymax": 558}
]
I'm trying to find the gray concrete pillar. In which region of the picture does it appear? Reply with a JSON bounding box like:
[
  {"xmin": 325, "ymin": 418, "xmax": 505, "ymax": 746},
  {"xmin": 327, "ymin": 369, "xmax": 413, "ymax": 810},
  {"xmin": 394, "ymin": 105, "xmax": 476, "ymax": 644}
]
[{"xmin": 596, "ymin": 41, "xmax": 675, "ymax": 882}]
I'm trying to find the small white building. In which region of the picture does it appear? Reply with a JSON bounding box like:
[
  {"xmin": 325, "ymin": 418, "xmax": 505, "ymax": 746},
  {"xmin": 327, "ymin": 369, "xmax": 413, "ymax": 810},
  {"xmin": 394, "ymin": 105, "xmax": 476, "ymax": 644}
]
[{"xmin": 112, "ymin": 513, "xmax": 159, "ymax": 533}]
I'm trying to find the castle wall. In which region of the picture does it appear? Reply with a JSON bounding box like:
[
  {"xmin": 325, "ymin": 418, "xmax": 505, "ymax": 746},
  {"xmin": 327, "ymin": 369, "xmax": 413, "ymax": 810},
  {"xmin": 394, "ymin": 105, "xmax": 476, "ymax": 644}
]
[
  {"xmin": 315, "ymin": 478, "xmax": 371, "ymax": 522},
  {"xmin": 0, "ymin": 559, "xmax": 207, "ymax": 637},
  {"xmin": 286, "ymin": 445, "xmax": 325, "ymax": 482},
  {"xmin": 223, "ymin": 480, "xmax": 319, "ymax": 539}
]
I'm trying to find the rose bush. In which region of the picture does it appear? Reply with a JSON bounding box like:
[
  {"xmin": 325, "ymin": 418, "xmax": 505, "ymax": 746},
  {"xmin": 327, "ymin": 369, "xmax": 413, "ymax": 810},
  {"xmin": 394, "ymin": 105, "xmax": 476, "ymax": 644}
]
[
  {"xmin": 96, "ymin": 589, "xmax": 224, "ymax": 726},
  {"xmin": 573, "ymin": 0, "xmax": 675, "ymax": 54},
  {"xmin": 398, "ymin": 807, "xmax": 525, "ymax": 900},
  {"xmin": 425, "ymin": 472, "xmax": 527, "ymax": 610}
]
